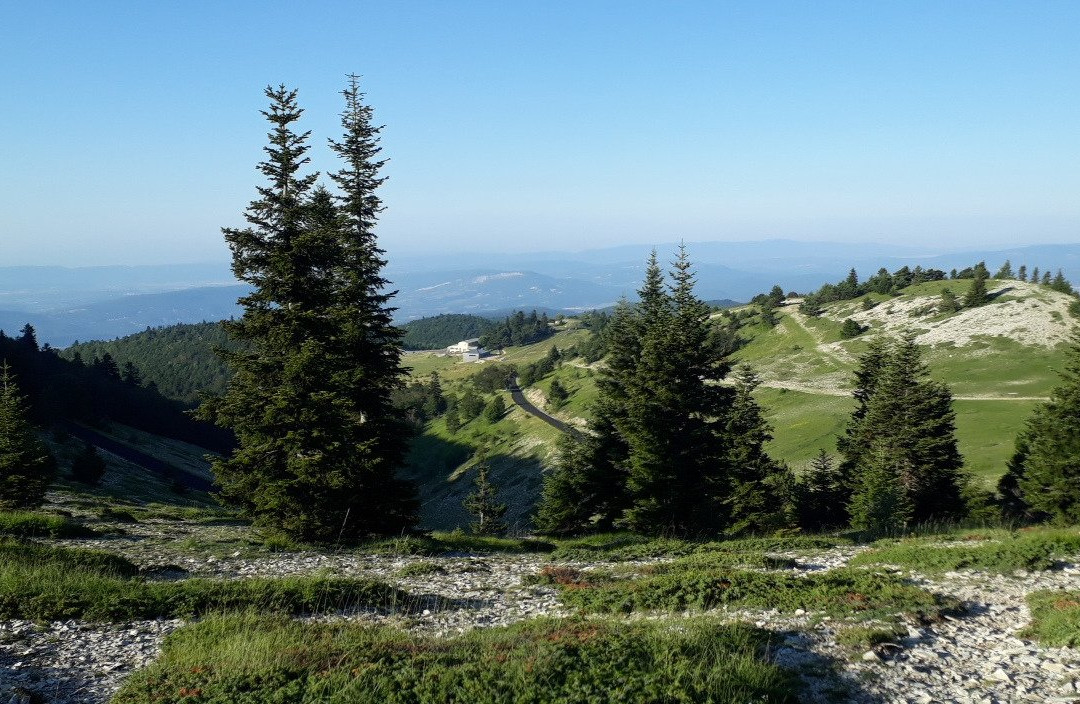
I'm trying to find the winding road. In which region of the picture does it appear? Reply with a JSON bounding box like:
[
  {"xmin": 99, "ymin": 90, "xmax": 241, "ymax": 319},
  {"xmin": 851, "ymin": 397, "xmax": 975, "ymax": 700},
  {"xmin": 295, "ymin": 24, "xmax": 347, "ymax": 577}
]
[{"xmin": 507, "ymin": 376, "xmax": 582, "ymax": 437}]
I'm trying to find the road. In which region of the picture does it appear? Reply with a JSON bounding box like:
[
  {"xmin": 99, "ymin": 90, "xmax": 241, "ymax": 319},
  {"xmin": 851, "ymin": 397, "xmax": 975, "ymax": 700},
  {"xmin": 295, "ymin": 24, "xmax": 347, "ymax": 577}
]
[{"xmin": 507, "ymin": 376, "xmax": 582, "ymax": 437}]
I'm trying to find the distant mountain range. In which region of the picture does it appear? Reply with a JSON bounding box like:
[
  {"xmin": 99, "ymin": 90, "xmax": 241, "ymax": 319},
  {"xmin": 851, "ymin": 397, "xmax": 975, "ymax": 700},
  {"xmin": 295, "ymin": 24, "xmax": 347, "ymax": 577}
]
[{"xmin": 2, "ymin": 240, "xmax": 1076, "ymax": 346}]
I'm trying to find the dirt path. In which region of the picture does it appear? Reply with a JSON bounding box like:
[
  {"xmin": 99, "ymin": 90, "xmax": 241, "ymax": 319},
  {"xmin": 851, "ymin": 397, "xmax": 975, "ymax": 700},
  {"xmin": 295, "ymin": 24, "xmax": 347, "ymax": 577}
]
[{"xmin": 756, "ymin": 379, "xmax": 1048, "ymax": 402}]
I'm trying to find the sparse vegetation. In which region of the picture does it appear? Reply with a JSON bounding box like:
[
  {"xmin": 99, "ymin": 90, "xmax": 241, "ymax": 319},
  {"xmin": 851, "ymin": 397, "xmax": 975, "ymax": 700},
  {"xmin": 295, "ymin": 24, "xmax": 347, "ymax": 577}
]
[{"xmin": 850, "ymin": 528, "xmax": 1080, "ymax": 573}]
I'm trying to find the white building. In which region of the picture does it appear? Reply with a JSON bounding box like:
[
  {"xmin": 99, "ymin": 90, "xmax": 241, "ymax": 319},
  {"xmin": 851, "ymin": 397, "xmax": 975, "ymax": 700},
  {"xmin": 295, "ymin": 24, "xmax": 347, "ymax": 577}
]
[
  {"xmin": 447, "ymin": 338, "xmax": 486, "ymax": 362},
  {"xmin": 447, "ymin": 339, "xmax": 480, "ymax": 354}
]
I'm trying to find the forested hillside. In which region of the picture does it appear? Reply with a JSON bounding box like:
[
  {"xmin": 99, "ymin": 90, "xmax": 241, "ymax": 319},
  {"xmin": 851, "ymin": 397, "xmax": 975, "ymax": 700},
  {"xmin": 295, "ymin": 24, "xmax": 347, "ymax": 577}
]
[
  {"xmin": 402, "ymin": 314, "xmax": 494, "ymax": 350},
  {"xmin": 64, "ymin": 322, "xmax": 236, "ymax": 405},
  {"xmin": 0, "ymin": 325, "xmax": 231, "ymax": 451}
]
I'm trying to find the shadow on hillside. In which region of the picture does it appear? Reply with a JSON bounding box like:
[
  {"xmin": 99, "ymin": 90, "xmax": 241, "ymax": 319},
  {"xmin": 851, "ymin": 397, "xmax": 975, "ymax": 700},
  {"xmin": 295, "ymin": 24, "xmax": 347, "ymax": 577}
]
[
  {"xmin": 402, "ymin": 433, "xmax": 545, "ymax": 532},
  {"xmin": 987, "ymin": 286, "xmax": 1015, "ymax": 301}
]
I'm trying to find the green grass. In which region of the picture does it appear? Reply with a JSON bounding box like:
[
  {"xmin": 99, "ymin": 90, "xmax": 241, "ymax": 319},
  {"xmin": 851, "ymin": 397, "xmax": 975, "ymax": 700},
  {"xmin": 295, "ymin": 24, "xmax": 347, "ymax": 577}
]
[
  {"xmin": 834, "ymin": 624, "xmax": 908, "ymax": 650},
  {"xmin": 0, "ymin": 539, "xmax": 140, "ymax": 577},
  {"xmin": 0, "ymin": 542, "xmax": 417, "ymax": 622},
  {"xmin": 0, "ymin": 510, "xmax": 96, "ymax": 538},
  {"xmin": 394, "ymin": 561, "xmax": 448, "ymax": 578},
  {"xmin": 113, "ymin": 613, "xmax": 799, "ymax": 704},
  {"xmin": 550, "ymin": 533, "xmax": 845, "ymax": 562},
  {"xmin": 363, "ymin": 531, "xmax": 554, "ymax": 557},
  {"xmin": 953, "ymin": 399, "xmax": 1040, "ymax": 484},
  {"xmin": 1024, "ymin": 591, "xmax": 1080, "ymax": 647},
  {"xmin": 850, "ymin": 527, "xmax": 1080, "ymax": 573},
  {"xmin": 755, "ymin": 387, "xmax": 852, "ymax": 471},
  {"xmin": 547, "ymin": 565, "xmax": 956, "ymax": 623}
]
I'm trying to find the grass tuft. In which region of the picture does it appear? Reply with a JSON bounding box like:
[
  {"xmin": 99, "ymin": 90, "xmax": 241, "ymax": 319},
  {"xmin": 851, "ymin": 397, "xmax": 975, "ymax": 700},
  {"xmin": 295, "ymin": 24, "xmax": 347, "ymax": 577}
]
[
  {"xmin": 1023, "ymin": 590, "xmax": 1080, "ymax": 647},
  {"xmin": 364, "ymin": 532, "xmax": 554, "ymax": 556},
  {"xmin": 0, "ymin": 511, "xmax": 96, "ymax": 538},
  {"xmin": 551, "ymin": 532, "xmax": 844, "ymax": 562},
  {"xmin": 0, "ymin": 542, "xmax": 419, "ymax": 622}
]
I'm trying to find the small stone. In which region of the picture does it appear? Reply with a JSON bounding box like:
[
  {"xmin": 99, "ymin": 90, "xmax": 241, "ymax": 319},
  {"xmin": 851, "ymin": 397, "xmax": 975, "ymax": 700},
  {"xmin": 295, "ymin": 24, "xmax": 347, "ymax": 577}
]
[
  {"xmin": 989, "ymin": 668, "xmax": 1012, "ymax": 683},
  {"xmin": 862, "ymin": 650, "xmax": 879, "ymax": 662},
  {"xmin": 793, "ymin": 608, "xmax": 806, "ymax": 616}
]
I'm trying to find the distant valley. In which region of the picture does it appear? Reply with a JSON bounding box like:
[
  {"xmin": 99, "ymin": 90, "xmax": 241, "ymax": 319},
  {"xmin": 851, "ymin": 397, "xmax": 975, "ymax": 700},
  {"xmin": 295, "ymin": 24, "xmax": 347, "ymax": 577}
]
[{"xmin": 2, "ymin": 240, "xmax": 1078, "ymax": 346}]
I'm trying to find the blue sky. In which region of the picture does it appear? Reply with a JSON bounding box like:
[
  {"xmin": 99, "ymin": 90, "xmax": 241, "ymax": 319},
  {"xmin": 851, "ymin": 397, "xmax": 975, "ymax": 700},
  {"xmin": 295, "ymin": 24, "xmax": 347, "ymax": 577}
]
[{"xmin": 2, "ymin": 1, "xmax": 1078, "ymax": 265}]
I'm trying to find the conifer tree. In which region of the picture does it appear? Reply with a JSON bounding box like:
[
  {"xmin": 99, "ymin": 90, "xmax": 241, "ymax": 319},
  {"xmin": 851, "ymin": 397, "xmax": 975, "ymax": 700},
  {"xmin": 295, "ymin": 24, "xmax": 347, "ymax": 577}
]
[
  {"xmin": 535, "ymin": 301, "xmax": 638, "ymax": 533},
  {"xmin": 963, "ymin": 262, "xmax": 989, "ymax": 307},
  {"xmin": 1043, "ymin": 271, "xmax": 1052, "ymax": 285},
  {"xmin": 621, "ymin": 247, "xmax": 734, "ymax": 535},
  {"xmin": 1018, "ymin": 265, "xmax": 1027, "ymax": 282},
  {"xmin": 848, "ymin": 444, "xmax": 912, "ymax": 534},
  {"xmin": 1008, "ymin": 330, "xmax": 1080, "ymax": 522},
  {"xmin": 463, "ymin": 454, "xmax": 507, "ymax": 535},
  {"xmin": 70, "ymin": 441, "xmax": 106, "ymax": 485},
  {"xmin": 722, "ymin": 365, "xmax": 796, "ymax": 535},
  {"xmin": 0, "ymin": 363, "xmax": 54, "ymax": 509},
  {"xmin": 1051, "ymin": 270, "xmax": 1074, "ymax": 295},
  {"xmin": 938, "ymin": 288, "xmax": 960, "ymax": 314},
  {"xmin": 1031, "ymin": 267, "xmax": 1040, "ymax": 284},
  {"xmin": 994, "ymin": 260, "xmax": 1014, "ymax": 279},
  {"xmin": 198, "ymin": 82, "xmax": 416, "ymax": 543},
  {"xmin": 839, "ymin": 334, "xmax": 966, "ymax": 526},
  {"xmin": 799, "ymin": 449, "xmax": 846, "ymax": 531}
]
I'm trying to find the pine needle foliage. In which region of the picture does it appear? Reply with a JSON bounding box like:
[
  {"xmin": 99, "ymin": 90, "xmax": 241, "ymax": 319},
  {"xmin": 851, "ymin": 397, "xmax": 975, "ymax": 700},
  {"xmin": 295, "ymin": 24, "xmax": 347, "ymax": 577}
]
[
  {"xmin": 1005, "ymin": 329, "xmax": 1080, "ymax": 522},
  {"xmin": 0, "ymin": 363, "xmax": 54, "ymax": 510},
  {"xmin": 839, "ymin": 333, "xmax": 967, "ymax": 530},
  {"xmin": 198, "ymin": 82, "xmax": 416, "ymax": 544},
  {"xmin": 463, "ymin": 454, "xmax": 507, "ymax": 536}
]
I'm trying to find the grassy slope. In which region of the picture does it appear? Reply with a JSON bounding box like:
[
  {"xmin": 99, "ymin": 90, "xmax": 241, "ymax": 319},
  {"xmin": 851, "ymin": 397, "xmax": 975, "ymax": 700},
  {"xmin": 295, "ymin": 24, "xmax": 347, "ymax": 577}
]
[
  {"xmin": 734, "ymin": 280, "xmax": 1073, "ymax": 481},
  {"xmin": 401, "ymin": 330, "xmax": 595, "ymax": 531}
]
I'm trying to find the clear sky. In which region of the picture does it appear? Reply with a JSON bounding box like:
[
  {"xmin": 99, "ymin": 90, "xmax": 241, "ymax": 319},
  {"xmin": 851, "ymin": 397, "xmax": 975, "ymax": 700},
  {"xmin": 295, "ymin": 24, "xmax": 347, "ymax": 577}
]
[{"xmin": 2, "ymin": 1, "xmax": 1078, "ymax": 265}]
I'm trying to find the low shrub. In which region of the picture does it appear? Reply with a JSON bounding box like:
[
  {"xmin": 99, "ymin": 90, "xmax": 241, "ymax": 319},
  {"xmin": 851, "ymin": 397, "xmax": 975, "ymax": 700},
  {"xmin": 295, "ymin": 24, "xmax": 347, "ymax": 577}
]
[
  {"xmin": 850, "ymin": 528, "xmax": 1080, "ymax": 573},
  {"xmin": 113, "ymin": 614, "xmax": 800, "ymax": 703},
  {"xmin": 551, "ymin": 566, "xmax": 957, "ymax": 623}
]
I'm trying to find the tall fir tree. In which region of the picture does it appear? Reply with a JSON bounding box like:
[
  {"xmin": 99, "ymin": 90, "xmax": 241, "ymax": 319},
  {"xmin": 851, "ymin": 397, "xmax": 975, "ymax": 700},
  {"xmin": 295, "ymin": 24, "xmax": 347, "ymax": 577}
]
[
  {"xmin": 198, "ymin": 83, "xmax": 416, "ymax": 543},
  {"xmin": 0, "ymin": 362, "xmax": 54, "ymax": 510},
  {"xmin": 535, "ymin": 300, "xmax": 637, "ymax": 533},
  {"xmin": 621, "ymin": 246, "xmax": 734, "ymax": 535},
  {"xmin": 799, "ymin": 449, "xmax": 847, "ymax": 531}
]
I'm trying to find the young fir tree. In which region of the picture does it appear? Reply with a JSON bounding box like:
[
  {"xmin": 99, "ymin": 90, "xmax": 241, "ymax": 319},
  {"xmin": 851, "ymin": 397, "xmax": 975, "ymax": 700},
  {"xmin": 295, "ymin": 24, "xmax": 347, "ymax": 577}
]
[
  {"xmin": 463, "ymin": 454, "xmax": 507, "ymax": 535},
  {"xmin": 1005, "ymin": 330, "xmax": 1080, "ymax": 522},
  {"xmin": 798, "ymin": 449, "xmax": 847, "ymax": 531},
  {"xmin": 994, "ymin": 260, "xmax": 1014, "ymax": 279},
  {"xmin": 938, "ymin": 288, "xmax": 960, "ymax": 314},
  {"xmin": 848, "ymin": 443, "xmax": 913, "ymax": 535},
  {"xmin": 836, "ymin": 337, "xmax": 890, "ymax": 503},
  {"xmin": 1043, "ymin": 271, "xmax": 1053, "ymax": 285},
  {"xmin": 1031, "ymin": 267, "xmax": 1040, "ymax": 284},
  {"xmin": 1018, "ymin": 265, "xmax": 1027, "ymax": 282},
  {"xmin": 721, "ymin": 365, "xmax": 797, "ymax": 535},
  {"xmin": 0, "ymin": 363, "xmax": 54, "ymax": 510},
  {"xmin": 198, "ymin": 83, "xmax": 416, "ymax": 543},
  {"xmin": 483, "ymin": 395, "xmax": 506, "ymax": 424},
  {"xmin": 963, "ymin": 262, "xmax": 990, "ymax": 307}
]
